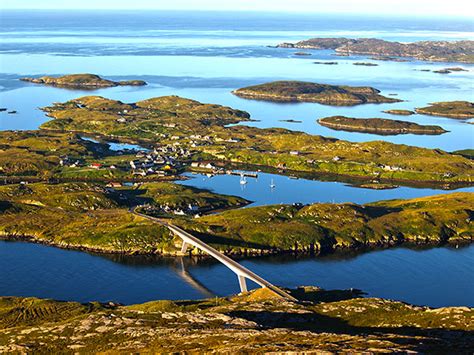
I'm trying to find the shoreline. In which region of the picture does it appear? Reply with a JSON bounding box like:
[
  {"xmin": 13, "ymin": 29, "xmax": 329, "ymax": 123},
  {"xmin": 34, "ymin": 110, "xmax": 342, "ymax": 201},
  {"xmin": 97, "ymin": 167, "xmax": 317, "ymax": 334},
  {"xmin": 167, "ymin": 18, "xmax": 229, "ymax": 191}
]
[{"xmin": 2, "ymin": 230, "xmax": 471, "ymax": 260}]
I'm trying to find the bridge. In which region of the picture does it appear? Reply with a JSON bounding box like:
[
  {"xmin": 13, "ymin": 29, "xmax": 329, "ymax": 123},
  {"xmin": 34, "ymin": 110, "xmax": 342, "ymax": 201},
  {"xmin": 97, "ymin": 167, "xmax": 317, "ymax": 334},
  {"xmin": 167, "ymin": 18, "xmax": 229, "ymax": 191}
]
[{"xmin": 133, "ymin": 209, "xmax": 296, "ymax": 301}]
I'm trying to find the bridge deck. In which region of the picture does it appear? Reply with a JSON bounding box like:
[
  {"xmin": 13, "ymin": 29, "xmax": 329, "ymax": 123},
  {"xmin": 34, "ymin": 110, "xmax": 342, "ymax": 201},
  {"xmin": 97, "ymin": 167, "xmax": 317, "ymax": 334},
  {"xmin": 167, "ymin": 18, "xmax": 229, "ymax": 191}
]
[{"xmin": 134, "ymin": 210, "xmax": 296, "ymax": 301}]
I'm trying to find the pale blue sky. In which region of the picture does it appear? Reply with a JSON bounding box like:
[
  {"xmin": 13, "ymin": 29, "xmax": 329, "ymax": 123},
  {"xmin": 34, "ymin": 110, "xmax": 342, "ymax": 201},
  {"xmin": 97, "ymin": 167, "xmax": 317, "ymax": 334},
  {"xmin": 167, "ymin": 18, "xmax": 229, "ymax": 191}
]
[{"xmin": 1, "ymin": 0, "xmax": 473, "ymax": 17}]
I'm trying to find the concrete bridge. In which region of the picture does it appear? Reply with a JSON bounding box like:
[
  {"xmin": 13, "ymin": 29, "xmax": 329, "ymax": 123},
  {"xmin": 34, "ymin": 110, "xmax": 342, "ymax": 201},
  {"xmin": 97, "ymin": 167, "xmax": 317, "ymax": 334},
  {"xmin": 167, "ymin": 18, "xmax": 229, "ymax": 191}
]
[{"xmin": 133, "ymin": 209, "xmax": 296, "ymax": 301}]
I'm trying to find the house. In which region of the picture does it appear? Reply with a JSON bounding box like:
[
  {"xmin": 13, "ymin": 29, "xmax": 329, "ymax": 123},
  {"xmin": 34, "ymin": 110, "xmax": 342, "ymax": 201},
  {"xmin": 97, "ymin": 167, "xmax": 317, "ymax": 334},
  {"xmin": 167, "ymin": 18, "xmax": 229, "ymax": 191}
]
[
  {"xmin": 332, "ymin": 156, "xmax": 341, "ymax": 162},
  {"xmin": 173, "ymin": 209, "xmax": 186, "ymax": 216},
  {"xmin": 290, "ymin": 151, "xmax": 300, "ymax": 156},
  {"xmin": 188, "ymin": 204, "xmax": 199, "ymax": 212},
  {"xmin": 90, "ymin": 163, "xmax": 102, "ymax": 169},
  {"xmin": 106, "ymin": 182, "xmax": 122, "ymax": 188}
]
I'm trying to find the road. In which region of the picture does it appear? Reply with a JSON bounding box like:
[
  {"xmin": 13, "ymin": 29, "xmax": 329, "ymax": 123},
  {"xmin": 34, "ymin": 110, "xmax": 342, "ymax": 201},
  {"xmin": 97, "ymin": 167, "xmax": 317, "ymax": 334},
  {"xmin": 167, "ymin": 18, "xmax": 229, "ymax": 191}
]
[{"xmin": 133, "ymin": 208, "xmax": 296, "ymax": 301}]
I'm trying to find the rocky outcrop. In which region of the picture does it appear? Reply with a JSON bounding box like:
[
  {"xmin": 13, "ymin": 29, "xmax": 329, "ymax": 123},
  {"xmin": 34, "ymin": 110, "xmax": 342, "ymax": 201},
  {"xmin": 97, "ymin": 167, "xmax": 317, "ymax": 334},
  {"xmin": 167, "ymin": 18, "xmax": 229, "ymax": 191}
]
[
  {"xmin": 318, "ymin": 116, "xmax": 447, "ymax": 135},
  {"xmin": 383, "ymin": 109, "xmax": 415, "ymax": 116},
  {"xmin": 415, "ymin": 101, "xmax": 474, "ymax": 119},
  {"xmin": 232, "ymin": 81, "xmax": 400, "ymax": 106},
  {"xmin": 277, "ymin": 38, "xmax": 474, "ymax": 63},
  {"xmin": 21, "ymin": 74, "xmax": 147, "ymax": 88}
]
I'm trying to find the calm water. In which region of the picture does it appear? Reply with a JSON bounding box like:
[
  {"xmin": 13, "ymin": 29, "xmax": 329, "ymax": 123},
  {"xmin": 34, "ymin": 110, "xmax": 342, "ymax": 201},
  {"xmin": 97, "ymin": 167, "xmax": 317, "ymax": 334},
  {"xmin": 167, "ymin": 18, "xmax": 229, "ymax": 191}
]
[
  {"xmin": 1, "ymin": 240, "xmax": 473, "ymax": 307},
  {"xmin": 178, "ymin": 172, "xmax": 474, "ymax": 206},
  {"xmin": 0, "ymin": 11, "xmax": 473, "ymax": 305}
]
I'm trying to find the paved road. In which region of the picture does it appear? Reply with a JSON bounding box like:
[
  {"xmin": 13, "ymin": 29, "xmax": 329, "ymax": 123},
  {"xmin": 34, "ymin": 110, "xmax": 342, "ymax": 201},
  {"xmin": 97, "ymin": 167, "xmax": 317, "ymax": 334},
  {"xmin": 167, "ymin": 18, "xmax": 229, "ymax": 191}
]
[{"xmin": 133, "ymin": 209, "xmax": 296, "ymax": 301}]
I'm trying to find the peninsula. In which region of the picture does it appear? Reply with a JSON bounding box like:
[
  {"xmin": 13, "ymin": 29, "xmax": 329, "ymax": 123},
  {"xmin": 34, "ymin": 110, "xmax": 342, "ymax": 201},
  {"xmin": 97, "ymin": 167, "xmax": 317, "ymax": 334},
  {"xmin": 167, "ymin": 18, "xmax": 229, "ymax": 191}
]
[
  {"xmin": 232, "ymin": 81, "xmax": 400, "ymax": 105},
  {"xmin": 415, "ymin": 101, "xmax": 474, "ymax": 119},
  {"xmin": 21, "ymin": 95, "xmax": 474, "ymax": 185},
  {"xmin": 276, "ymin": 38, "xmax": 474, "ymax": 63},
  {"xmin": 1, "ymin": 288, "xmax": 473, "ymax": 353},
  {"xmin": 1, "ymin": 183, "xmax": 471, "ymax": 256},
  {"xmin": 318, "ymin": 116, "xmax": 447, "ymax": 135},
  {"xmin": 20, "ymin": 73, "xmax": 147, "ymax": 89}
]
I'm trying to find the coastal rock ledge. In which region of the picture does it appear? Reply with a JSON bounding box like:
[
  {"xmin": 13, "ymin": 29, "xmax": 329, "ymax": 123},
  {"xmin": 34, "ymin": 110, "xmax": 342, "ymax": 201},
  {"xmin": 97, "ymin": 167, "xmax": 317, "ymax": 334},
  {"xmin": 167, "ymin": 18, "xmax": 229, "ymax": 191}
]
[
  {"xmin": 232, "ymin": 81, "xmax": 401, "ymax": 106},
  {"xmin": 21, "ymin": 73, "xmax": 147, "ymax": 88}
]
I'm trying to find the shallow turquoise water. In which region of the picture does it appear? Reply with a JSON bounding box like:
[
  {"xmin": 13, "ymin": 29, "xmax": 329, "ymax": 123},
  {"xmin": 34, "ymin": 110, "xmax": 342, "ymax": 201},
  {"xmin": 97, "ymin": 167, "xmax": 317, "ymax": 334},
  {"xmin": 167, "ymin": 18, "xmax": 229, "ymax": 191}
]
[{"xmin": 0, "ymin": 11, "xmax": 472, "ymax": 306}]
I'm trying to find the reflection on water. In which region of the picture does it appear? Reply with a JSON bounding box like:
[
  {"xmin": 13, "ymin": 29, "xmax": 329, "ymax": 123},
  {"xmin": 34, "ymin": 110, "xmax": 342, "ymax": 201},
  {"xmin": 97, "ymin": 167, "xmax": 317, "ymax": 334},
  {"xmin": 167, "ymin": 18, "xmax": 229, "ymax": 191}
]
[
  {"xmin": 1, "ymin": 240, "xmax": 473, "ymax": 307},
  {"xmin": 0, "ymin": 11, "xmax": 473, "ymax": 308},
  {"xmin": 178, "ymin": 172, "xmax": 474, "ymax": 206}
]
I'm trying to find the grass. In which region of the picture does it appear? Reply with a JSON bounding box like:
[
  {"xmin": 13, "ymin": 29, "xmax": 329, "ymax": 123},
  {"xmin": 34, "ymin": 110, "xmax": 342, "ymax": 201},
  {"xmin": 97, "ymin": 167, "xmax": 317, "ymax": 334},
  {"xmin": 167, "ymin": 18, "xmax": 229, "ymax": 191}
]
[
  {"xmin": 318, "ymin": 115, "xmax": 446, "ymax": 135},
  {"xmin": 38, "ymin": 95, "xmax": 474, "ymax": 185},
  {"xmin": 21, "ymin": 73, "xmax": 146, "ymax": 87},
  {"xmin": 416, "ymin": 101, "xmax": 474, "ymax": 119},
  {"xmin": 176, "ymin": 192, "xmax": 474, "ymax": 253},
  {"xmin": 232, "ymin": 80, "xmax": 400, "ymax": 105},
  {"xmin": 1, "ymin": 288, "xmax": 473, "ymax": 353},
  {"xmin": 0, "ymin": 182, "xmax": 247, "ymax": 254}
]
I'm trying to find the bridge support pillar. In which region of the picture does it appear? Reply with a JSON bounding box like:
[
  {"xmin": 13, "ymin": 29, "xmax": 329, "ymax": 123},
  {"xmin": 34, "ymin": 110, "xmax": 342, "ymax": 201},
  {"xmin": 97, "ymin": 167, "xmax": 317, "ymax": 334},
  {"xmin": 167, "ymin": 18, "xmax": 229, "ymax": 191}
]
[
  {"xmin": 181, "ymin": 242, "xmax": 188, "ymax": 254},
  {"xmin": 238, "ymin": 275, "xmax": 247, "ymax": 293}
]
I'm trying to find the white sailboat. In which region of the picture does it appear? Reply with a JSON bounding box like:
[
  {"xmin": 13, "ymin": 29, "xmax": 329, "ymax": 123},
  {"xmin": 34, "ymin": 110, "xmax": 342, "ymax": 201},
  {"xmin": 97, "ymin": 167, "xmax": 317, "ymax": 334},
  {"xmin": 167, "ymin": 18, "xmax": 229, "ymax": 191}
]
[
  {"xmin": 270, "ymin": 178, "xmax": 276, "ymax": 188},
  {"xmin": 239, "ymin": 173, "xmax": 247, "ymax": 185}
]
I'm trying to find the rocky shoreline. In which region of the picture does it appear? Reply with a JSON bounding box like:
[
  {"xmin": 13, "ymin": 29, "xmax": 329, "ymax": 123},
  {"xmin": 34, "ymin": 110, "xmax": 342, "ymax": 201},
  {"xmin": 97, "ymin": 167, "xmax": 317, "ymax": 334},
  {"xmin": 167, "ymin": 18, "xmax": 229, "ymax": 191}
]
[
  {"xmin": 21, "ymin": 73, "xmax": 147, "ymax": 89},
  {"xmin": 1, "ymin": 228, "xmax": 472, "ymax": 260},
  {"xmin": 232, "ymin": 80, "xmax": 401, "ymax": 105},
  {"xmin": 415, "ymin": 101, "xmax": 474, "ymax": 119},
  {"xmin": 318, "ymin": 115, "xmax": 447, "ymax": 135},
  {"xmin": 277, "ymin": 38, "xmax": 474, "ymax": 63}
]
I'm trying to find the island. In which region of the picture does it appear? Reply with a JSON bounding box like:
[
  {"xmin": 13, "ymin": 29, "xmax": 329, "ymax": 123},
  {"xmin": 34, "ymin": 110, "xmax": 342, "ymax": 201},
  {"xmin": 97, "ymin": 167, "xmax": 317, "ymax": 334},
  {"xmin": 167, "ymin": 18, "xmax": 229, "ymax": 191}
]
[
  {"xmin": 317, "ymin": 116, "xmax": 447, "ymax": 135},
  {"xmin": 383, "ymin": 109, "xmax": 415, "ymax": 116},
  {"xmin": 353, "ymin": 62, "xmax": 378, "ymax": 66},
  {"xmin": 313, "ymin": 61, "xmax": 338, "ymax": 65},
  {"xmin": 279, "ymin": 119, "xmax": 302, "ymax": 123},
  {"xmin": 20, "ymin": 73, "xmax": 147, "ymax": 89},
  {"xmin": 40, "ymin": 95, "xmax": 474, "ymax": 185},
  {"xmin": 433, "ymin": 69, "xmax": 451, "ymax": 74},
  {"xmin": 4, "ymin": 94, "xmax": 468, "ymax": 186},
  {"xmin": 276, "ymin": 38, "xmax": 474, "ymax": 63},
  {"xmin": 232, "ymin": 81, "xmax": 401, "ymax": 105},
  {"xmin": 1, "ymin": 287, "xmax": 473, "ymax": 353},
  {"xmin": 434, "ymin": 67, "xmax": 469, "ymax": 74},
  {"xmin": 415, "ymin": 101, "xmax": 474, "ymax": 119}
]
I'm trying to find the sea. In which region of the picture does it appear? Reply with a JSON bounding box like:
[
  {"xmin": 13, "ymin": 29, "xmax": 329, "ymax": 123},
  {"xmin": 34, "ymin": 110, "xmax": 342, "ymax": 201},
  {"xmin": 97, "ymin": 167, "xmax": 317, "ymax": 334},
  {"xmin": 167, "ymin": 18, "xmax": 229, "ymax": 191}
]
[{"xmin": 0, "ymin": 10, "xmax": 473, "ymax": 307}]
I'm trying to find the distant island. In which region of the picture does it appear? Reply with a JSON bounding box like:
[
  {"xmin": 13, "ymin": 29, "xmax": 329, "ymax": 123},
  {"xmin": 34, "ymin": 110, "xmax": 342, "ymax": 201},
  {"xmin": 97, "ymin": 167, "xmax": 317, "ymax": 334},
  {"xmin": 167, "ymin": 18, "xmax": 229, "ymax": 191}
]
[
  {"xmin": 415, "ymin": 101, "xmax": 474, "ymax": 119},
  {"xmin": 434, "ymin": 67, "xmax": 469, "ymax": 74},
  {"xmin": 232, "ymin": 81, "xmax": 400, "ymax": 106},
  {"xmin": 276, "ymin": 38, "xmax": 474, "ymax": 63},
  {"xmin": 383, "ymin": 109, "xmax": 415, "ymax": 116},
  {"xmin": 353, "ymin": 62, "xmax": 378, "ymax": 66},
  {"xmin": 314, "ymin": 61, "xmax": 338, "ymax": 65},
  {"xmin": 318, "ymin": 116, "xmax": 447, "ymax": 135},
  {"xmin": 21, "ymin": 73, "xmax": 147, "ymax": 89}
]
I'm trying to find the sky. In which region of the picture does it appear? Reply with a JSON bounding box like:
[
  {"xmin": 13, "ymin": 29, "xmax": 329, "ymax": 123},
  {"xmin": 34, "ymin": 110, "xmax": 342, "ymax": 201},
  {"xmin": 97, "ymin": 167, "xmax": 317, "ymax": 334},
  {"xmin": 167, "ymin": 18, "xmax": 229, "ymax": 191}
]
[{"xmin": 1, "ymin": 0, "xmax": 473, "ymax": 18}]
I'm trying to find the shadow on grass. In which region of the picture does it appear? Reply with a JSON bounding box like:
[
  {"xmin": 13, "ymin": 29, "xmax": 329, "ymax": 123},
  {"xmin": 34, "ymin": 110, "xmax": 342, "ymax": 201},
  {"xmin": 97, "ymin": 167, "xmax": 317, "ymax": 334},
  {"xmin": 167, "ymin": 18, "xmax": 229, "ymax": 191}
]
[{"xmin": 225, "ymin": 309, "xmax": 474, "ymax": 353}]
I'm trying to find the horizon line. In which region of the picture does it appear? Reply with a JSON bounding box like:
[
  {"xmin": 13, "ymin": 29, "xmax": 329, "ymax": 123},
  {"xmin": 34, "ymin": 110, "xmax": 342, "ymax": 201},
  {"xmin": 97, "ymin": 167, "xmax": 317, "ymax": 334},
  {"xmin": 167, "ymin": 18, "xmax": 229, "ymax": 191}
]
[{"xmin": 1, "ymin": 8, "xmax": 473, "ymax": 19}]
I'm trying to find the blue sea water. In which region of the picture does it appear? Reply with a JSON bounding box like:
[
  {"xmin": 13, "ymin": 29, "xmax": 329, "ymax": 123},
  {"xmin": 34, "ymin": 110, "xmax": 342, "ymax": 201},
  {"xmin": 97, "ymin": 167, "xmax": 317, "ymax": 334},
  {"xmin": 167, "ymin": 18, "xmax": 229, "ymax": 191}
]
[{"xmin": 0, "ymin": 11, "xmax": 473, "ymax": 306}]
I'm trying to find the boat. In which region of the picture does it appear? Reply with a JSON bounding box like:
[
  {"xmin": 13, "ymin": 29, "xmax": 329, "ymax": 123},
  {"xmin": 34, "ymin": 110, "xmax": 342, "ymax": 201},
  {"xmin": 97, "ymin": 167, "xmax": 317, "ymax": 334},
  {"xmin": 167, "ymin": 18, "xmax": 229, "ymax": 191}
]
[
  {"xmin": 270, "ymin": 179, "xmax": 276, "ymax": 188},
  {"xmin": 239, "ymin": 174, "xmax": 247, "ymax": 185}
]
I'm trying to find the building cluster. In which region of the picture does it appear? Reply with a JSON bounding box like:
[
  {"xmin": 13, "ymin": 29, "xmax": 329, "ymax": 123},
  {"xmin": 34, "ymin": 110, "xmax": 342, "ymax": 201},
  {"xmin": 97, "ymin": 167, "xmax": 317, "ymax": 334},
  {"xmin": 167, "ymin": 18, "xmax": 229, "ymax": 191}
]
[
  {"xmin": 129, "ymin": 145, "xmax": 191, "ymax": 176},
  {"xmin": 59, "ymin": 155, "xmax": 82, "ymax": 168},
  {"xmin": 140, "ymin": 203, "xmax": 202, "ymax": 218}
]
